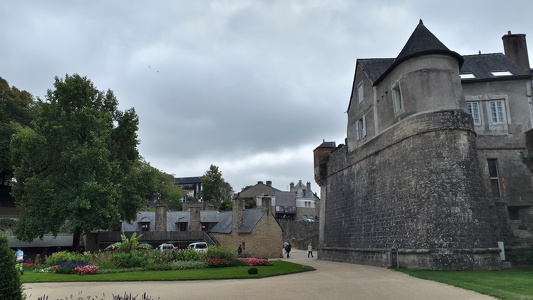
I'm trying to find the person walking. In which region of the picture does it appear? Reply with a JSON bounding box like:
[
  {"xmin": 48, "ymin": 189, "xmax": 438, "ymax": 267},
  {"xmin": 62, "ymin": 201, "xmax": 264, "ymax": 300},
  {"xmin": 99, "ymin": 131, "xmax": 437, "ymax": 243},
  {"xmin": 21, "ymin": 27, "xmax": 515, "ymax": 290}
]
[
  {"xmin": 15, "ymin": 248, "xmax": 24, "ymax": 275},
  {"xmin": 237, "ymin": 244, "xmax": 242, "ymax": 257},
  {"xmin": 282, "ymin": 241, "xmax": 288, "ymax": 258},
  {"xmin": 285, "ymin": 242, "xmax": 292, "ymax": 258},
  {"xmin": 307, "ymin": 243, "xmax": 314, "ymax": 258}
]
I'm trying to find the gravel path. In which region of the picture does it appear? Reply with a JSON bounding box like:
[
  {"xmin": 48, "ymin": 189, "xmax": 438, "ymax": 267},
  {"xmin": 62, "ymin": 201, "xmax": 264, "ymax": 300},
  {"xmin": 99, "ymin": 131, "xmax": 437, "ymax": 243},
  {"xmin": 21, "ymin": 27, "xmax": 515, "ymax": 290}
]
[{"xmin": 24, "ymin": 249, "xmax": 496, "ymax": 300}]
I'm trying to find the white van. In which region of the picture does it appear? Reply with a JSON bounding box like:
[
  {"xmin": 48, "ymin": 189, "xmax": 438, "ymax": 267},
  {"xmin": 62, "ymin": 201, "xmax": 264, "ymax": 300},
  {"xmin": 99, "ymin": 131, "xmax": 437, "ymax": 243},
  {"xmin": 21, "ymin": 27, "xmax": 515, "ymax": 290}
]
[
  {"xmin": 156, "ymin": 243, "xmax": 175, "ymax": 251},
  {"xmin": 187, "ymin": 242, "xmax": 208, "ymax": 253}
]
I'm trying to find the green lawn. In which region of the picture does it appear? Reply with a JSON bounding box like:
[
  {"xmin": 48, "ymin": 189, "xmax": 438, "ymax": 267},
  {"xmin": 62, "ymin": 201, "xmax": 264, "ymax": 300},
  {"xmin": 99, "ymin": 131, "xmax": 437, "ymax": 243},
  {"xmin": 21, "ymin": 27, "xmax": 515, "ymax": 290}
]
[
  {"xmin": 394, "ymin": 266, "xmax": 533, "ymax": 300},
  {"xmin": 21, "ymin": 261, "xmax": 313, "ymax": 283}
]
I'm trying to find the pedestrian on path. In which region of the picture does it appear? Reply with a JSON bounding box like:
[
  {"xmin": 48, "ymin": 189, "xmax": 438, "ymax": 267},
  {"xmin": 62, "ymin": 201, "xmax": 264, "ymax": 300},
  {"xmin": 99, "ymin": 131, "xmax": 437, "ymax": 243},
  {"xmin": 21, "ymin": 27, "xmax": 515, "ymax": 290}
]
[
  {"xmin": 282, "ymin": 241, "xmax": 288, "ymax": 258},
  {"xmin": 307, "ymin": 243, "xmax": 314, "ymax": 258},
  {"xmin": 285, "ymin": 243, "xmax": 292, "ymax": 258}
]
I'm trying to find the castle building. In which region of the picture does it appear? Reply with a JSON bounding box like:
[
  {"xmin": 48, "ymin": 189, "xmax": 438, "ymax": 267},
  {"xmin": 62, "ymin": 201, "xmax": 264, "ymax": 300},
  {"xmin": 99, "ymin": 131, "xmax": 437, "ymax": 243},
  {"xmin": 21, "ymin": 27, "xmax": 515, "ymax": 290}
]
[{"xmin": 314, "ymin": 20, "xmax": 533, "ymax": 270}]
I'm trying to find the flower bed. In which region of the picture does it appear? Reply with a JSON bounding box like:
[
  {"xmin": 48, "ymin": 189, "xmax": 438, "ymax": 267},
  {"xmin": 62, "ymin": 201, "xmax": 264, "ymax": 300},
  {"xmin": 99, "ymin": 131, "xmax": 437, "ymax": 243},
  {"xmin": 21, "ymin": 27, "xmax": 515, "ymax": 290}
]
[
  {"xmin": 73, "ymin": 265, "xmax": 99, "ymax": 275},
  {"xmin": 236, "ymin": 258, "xmax": 273, "ymax": 266}
]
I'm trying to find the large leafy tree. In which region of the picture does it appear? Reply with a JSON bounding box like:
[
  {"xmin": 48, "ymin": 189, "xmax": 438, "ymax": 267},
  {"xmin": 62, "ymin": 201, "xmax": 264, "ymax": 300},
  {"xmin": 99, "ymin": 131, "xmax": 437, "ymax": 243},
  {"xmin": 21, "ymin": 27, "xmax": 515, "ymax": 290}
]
[
  {"xmin": 135, "ymin": 160, "xmax": 186, "ymax": 210},
  {"xmin": 0, "ymin": 77, "xmax": 35, "ymax": 185},
  {"xmin": 200, "ymin": 165, "xmax": 233, "ymax": 209},
  {"xmin": 10, "ymin": 74, "xmax": 143, "ymax": 249}
]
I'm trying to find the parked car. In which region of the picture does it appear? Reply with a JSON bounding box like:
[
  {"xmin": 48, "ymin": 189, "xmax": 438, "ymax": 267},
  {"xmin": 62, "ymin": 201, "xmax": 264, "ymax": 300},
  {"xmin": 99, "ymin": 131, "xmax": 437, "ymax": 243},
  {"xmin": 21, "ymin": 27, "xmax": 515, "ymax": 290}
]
[
  {"xmin": 156, "ymin": 243, "xmax": 175, "ymax": 251},
  {"xmin": 187, "ymin": 242, "xmax": 208, "ymax": 253}
]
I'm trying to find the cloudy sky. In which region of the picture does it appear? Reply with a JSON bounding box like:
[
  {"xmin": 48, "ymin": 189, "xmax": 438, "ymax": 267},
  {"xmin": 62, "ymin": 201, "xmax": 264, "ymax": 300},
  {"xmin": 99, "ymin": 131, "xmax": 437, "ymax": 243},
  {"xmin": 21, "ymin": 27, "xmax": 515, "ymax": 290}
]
[{"xmin": 2, "ymin": 0, "xmax": 532, "ymax": 193}]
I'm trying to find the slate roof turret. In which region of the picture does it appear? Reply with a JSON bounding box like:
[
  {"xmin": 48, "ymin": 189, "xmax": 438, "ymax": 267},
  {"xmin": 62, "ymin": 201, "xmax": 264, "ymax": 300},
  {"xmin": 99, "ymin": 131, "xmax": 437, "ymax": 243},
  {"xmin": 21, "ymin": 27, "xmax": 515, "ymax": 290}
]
[{"xmin": 373, "ymin": 20, "xmax": 464, "ymax": 86}]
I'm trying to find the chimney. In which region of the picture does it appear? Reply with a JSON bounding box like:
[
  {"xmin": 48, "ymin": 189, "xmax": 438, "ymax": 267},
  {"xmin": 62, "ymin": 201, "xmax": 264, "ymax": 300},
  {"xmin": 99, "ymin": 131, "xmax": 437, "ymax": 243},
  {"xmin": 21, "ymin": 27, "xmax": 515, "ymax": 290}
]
[
  {"xmin": 502, "ymin": 31, "xmax": 530, "ymax": 71},
  {"xmin": 189, "ymin": 203, "xmax": 202, "ymax": 231},
  {"xmin": 232, "ymin": 198, "xmax": 244, "ymax": 233},
  {"xmin": 307, "ymin": 181, "xmax": 312, "ymax": 192},
  {"xmin": 266, "ymin": 180, "xmax": 272, "ymax": 187},
  {"xmin": 155, "ymin": 204, "xmax": 167, "ymax": 231},
  {"xmin": 261, "ymin": 197, "xmax": 272, "ymax": 216},
  {"xmin": 290, "ymin": 182, "xmax": 294, "ymax": 190},
  {"xmin": 257, "ymin": 181, "xmax": 263, "ymax": 185}
]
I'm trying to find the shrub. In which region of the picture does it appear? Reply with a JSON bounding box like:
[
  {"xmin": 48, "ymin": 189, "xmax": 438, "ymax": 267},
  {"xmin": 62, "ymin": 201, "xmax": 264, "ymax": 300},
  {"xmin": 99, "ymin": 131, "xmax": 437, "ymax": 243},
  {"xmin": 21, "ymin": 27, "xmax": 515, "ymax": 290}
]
[
  {"xmin": 113, "ymin": 252, "xmax": 148, "ymax": 268},
  {"xmin": 51, "ymin": 261, "xmax": 88, "ymax": 274},
  {"xmin": 206, "ymin": 246, "xmax": 237, "ymax": 260},
  {"xmin": 72, "ymin": 265, "xmax": 99, "ymax": 275},
  {"xmin": 170, "ymin": 260, "xmax": 208, "ymax": 270},
  {"xmin": 0, "ymin": 235, "xmax": 23, "ymax": 299},
  {"xmin": 144, "ymin": 263, "xmax": 173, "ymax": 271},
  {"xmin": 248, "ymin": 267, "xmax": 258, "ymax": 274},
  {"xmin": 183, "ymin": 248, "xmax": 204, "ymax": 261},
  {"xmin": 46, "ymin": 251, "xmax": 90, "ymax": 266},
  {"xmin": 201, "ymin": 258, "xmax": 231, "ymax": 268},
  {"xmin": 89, "ymin": 251, "xmax": 118, "ymax": 269}
]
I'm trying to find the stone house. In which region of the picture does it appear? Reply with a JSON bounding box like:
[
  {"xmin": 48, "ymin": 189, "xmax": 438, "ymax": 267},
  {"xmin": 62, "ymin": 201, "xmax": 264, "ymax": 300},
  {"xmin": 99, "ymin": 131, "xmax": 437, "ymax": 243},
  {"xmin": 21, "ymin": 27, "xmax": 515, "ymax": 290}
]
[
  {"xmin": 315, "ymin": 20, "xmax": 533, "ymax": 270},
  {"xmin": 92, "ymin": 198, "xmax": 283, "ymax": 258}
]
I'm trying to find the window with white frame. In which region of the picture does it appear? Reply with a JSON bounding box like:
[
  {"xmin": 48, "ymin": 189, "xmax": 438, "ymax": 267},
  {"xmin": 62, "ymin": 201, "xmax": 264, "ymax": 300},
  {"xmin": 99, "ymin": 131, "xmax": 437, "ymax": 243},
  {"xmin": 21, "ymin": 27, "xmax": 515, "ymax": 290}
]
[
  {"xmin": 489, "ymin": 100, "xmax": 507, "ymax": 124},
  {"xmin": 466, "ymin": 102, "xmax": 481, "ymax": 125},
  {"xmin": 356, "ymin": 115, "xmax": 366, "ymax": 140},
  {"xmin": 357, "ymin": 82, "xmax": 364, "ymax": 104},
  {"xmin": 392, "ymin": 83, "xmax": 404, "ymax": 114}
]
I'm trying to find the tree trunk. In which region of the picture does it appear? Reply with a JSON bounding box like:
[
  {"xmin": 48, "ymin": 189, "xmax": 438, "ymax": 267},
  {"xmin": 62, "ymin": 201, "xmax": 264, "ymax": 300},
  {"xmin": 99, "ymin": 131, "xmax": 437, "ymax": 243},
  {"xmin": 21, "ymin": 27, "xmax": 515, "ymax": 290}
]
[{"xmin": 72, "ymin": 228, "xmax": 81, "ymax": 252}]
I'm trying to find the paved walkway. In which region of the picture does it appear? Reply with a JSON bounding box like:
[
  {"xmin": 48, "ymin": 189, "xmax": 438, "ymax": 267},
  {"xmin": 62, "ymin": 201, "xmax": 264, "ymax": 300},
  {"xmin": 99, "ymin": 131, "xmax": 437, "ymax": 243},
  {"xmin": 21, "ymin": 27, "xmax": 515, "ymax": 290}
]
[{"xmin": 24, "ymin": 250, "xmax": 496, "ymax": 300}]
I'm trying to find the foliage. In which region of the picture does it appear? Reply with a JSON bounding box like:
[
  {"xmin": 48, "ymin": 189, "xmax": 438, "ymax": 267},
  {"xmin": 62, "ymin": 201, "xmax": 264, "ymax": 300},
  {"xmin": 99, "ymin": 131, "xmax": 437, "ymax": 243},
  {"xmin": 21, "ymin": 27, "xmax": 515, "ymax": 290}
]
[
  {"xmin": 506, "ymin": 250, "xmax": 533, "ymax": 265},
  {"xmin": 46, "ymin": 251, "xmax": 90, "ymax": 266},
  {"xmin": 0, "ymin": 218, "xmax": 17, "ymax": 232},
  {"xmin": 11, "ymin": 74, "xmax": 145, "ymax": 249},
  {"xmin": 105, "ymin": 232, "xmax": 152, "ymax": 252},
  {"xmin": 248, "ymin": 267, "xmax": 258, "ymax": 274},
  {"xmin": 89, "ymin": 251, "xmax": 118, "ymax": 269},
  {"xmin": 183, "ymin": 248, "xmax": 205, "ymax": 261},
  {"xmin": 199, "ymin": 165, "xmax": 233, "ymax": 208},
  {"xmin": 206, "ymin": 246, "xmax": 237, "ymax": 260},
  {"xmin": 113, "ymin": 252, "xmax": 148, "ymax": 269},
  {"xmin": 218, "ymin": 200, "xmax": 232, "ymax": 211},
  {"xmin": 0, "ymin": 235, "xmax": 23, "ymax": 299},
  {"xmin": 240, "ymin": 185, "xmax": 253, "ymax": 192},
  {"xmin": 0, "ymin": 76, "xmax": 35, "ymax": 185}
]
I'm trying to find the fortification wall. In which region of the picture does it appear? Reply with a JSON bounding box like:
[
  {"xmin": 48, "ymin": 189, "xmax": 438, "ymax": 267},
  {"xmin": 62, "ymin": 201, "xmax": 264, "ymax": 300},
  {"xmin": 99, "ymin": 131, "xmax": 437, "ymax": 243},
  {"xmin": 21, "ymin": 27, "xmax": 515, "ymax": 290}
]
[{"xmin": 321, "ymin": 110, "xmax": 501, "ymax": 270}]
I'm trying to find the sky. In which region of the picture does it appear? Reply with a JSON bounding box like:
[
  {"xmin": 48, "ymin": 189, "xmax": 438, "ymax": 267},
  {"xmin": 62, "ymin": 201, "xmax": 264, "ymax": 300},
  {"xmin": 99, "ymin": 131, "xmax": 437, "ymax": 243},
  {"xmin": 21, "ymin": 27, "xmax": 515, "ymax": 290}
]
[{"xmin": 2, "ymin": 0, "xmax": 532, "ymax": 193}]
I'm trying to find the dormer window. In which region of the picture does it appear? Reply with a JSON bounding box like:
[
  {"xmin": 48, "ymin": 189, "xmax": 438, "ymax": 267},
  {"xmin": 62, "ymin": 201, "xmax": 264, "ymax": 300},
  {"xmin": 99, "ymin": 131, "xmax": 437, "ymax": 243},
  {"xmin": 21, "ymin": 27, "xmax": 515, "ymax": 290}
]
[
  {"xmin": 491, "ymin": 71, "xmax": 513, "ymax": 76},
  {"xmin": 460, "ymin": 73, "xmax": 476, "ymax": 79},
  {"xmin": 357, "ymin": 82, "xmax": 364, "ymax": 104}
]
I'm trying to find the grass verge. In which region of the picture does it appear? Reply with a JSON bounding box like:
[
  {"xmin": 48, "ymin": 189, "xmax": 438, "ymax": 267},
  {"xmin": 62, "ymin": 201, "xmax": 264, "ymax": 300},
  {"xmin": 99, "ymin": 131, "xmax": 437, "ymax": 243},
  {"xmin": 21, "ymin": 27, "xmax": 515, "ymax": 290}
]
[
  {"xmin": 394, "ymin": 266, "xmax": 533, "ymax": 300},
  {"xmin": 21, "ymin": 261, "xmax": 313, "ymax": 283}
]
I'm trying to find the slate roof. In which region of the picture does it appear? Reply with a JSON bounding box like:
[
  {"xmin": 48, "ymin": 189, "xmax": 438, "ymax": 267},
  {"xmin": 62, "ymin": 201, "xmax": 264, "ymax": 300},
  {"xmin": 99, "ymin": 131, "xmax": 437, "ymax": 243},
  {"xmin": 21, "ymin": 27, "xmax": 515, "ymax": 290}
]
[
  {"xmin": 8, "ymin": 235, "xmax": 73, "ymax": 248},
  {"xmin": 461, "ymin": 53, "xmax": 530, "ymax": 80},
  {"xmin": 315, "ymin": 140, "xmax": 337, "ymax": 149},
  {"xmin": 175, "ymin": 177, "xmax": 202, "ymax": 184},
  {"xmin": 373, "ymin": 20, "xmax": 463, "ymax": 86},
  {"xmin": 123, "ymin": 209, "xmax": 266, "ymax": 234},
  {"xmin": 353, "ymin": 20, "xmax": 530, "ymax": 93},
  {"xmin": 274, "ymin": 191, "xmax": 297, "ymax": 206}
]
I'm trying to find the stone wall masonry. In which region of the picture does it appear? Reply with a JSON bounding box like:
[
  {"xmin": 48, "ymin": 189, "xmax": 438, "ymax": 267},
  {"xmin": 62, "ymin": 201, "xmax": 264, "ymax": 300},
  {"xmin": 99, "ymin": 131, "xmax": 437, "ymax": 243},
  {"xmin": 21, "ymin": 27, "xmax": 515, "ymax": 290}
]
[
  {"xmin": 321, "ymin": 110, "xmax": 501, "ymax": 270},
  {"xmin": 211, "ymin": 212, "xmax": 282, "ymax": 259},
  {"xmin": 279, "ymin": 220, "xmax": 319, "ymax": 250}
]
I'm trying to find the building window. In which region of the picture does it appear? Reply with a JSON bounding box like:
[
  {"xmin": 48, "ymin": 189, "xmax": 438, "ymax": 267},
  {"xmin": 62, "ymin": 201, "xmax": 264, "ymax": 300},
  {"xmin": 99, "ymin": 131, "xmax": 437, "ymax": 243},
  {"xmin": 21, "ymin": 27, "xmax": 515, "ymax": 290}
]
[
  {"xmin": 508, "ymin": 207, "xmax": 520, "ymax": 220},
  {"xmin": 392, "ymin": 83, "xmax": 404, "ymax": 115},
  {"xmin": 488, "ymin": 159, "xmax": 501, "ymax": 198},
  {"xmin": 356, "ymin": 115, "xmax": 366, "ymax": 140},
  {"xmin": 140, "ymin": 222, "xmax": 150, "ymax": 231},
  {"xmin": 489, "ymin": 100, "xmax": 506, "ymax": 124},
  {"xmin": 357, "ymin": 82, "xmax": 364, "ymax": 104},
  {"xmin": 467, "ymin": 102, "xmax": 481, "ymax": 125}
]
